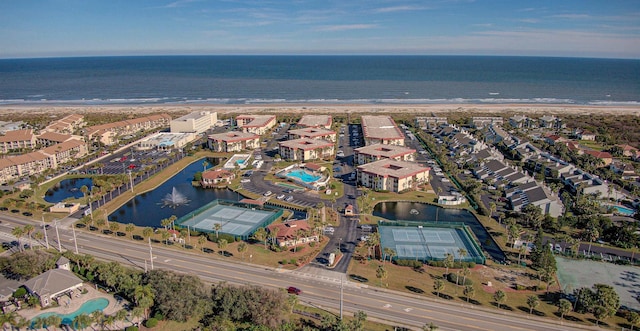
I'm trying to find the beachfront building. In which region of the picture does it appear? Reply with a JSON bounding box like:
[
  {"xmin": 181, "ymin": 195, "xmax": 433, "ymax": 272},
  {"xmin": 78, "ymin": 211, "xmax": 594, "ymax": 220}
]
[
  {"xmin": 297, "ymin": 115, "xmax": 333, "ymax": 129},
  {"xmin": 170, "ymin": 111, "xmax": 218, "ymax": 134},
  {"xmin": 287, "ymin": 127, "xmax": 337, "ymax": 142},
  {"xmin": 201, "ymin": 169, "xmax": 235, "ymax": 187},
  {"xmin": 208, "ymin": 131, "xmax": 260, "ymax": 152},
  {"xmin": 470, "ymin": 117, "xmax": 503, "ymax": 129},
  {"xmin": 235, "ymin": 115, "xmax": 277, "ymax": 135},
  {"xmin": 357, "ymin": 159, "xmax": 430, "ymax": 193},
  {"xmin": 279, "ymin": 138, "xmax": 334, "ymax": 161},
  {"xmin": 36, "ymin": 132, "xmax": 84, "ymax": 147},
  {"xmin": 40, "ymin": 140, "xmax": 88, "ymax": 167},
  {"xmin": 354, "ymin": 144, "xmax": 416, "ymax": 165},
  {"xmin": 0, "ymin": 129, "xmax": 37, "ymax": 153},
  {"xmin": 137, "ymin": 132, "xmax": 196, "ymax": 151},
  {"xmin": 509, "ymin": 115, "xmax": 534, "ymax": 129},
  {"xmin": 361, "ymin": 115, "xmax": 405, "ymax": 146},
  {"xmin": 43, "ymin": 114, "xmax": 86, "ymax": 134},
  {"xmin": 415, "ymin": 117, "xmax": 448, "ymax": 131},
  {"xmin": 539, "ymin": 115, "xmax": 563, "ymax": 129},
  {"xmin": 84, "ymin": 114, "xmax": 172, "ymax": 146},
  {"xmin": 0, "ymin": 153, "xmax": 51, "ymax": 183},
  {"xmin": 267, "ymin": 220, "xmax": 318, "ymax": 248}
]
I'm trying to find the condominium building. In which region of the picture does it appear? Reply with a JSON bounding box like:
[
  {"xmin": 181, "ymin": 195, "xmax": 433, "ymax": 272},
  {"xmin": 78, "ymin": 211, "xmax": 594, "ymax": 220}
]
[
  {"xmin": 357, "ymin": 159, "xmax": 430, "ymax": 192},
  {"xmin": 297, "ymin": 115, "xmax": 333, "ymax": 129},
  {"xmin": 170, "ymin": 111, "xmax": 218, "ymax": 134},
  {"xmin": 361, "ymin": 115, "xmax": 404, "ymax": 146},
  {"xmin": 137, "ymin": 132, "xmax": 196, "ymax": 150},
  {"xmin": 0, "ymin": 129, "xmax": 37, "ymax": 153},
  {"xmin": 235, "ymin": 115, "xmax": 277, "ymax": 135},
  {"xmin": 43, "ymin": 114, "xmax": 85, "ymax": 134},
  {"xmin": 287, "ymin": 127, "xmax": 337, "ymax": 142},
  {"xmin": 354, "ymin": 144, "xmax": 416, "ymax": 165},
  {"xmin": 208, "ymin": 131, "xmax": 260, "ymax": 152},
  {"xmin": 278, "ymin": 138, "xmax": 334, "ymax": 161},
  {"xmin": 85, "ymin": 114, "xmax": 172, "ymax": 146},
  {"xmin": 36, "ymin": 132, "xmax": 83, "ymax": 147}
]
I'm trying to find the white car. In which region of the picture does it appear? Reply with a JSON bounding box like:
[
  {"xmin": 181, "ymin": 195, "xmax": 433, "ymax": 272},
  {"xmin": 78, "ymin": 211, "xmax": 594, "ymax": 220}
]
[
  {"xmin": 285, "ymin": 196, "xmax": 294, "ymax": 202},
  {"xmin": 240, "ymin": 179, "xmax": 251, "ymax": 183},
  {"xmin": 276, "ymin": 194, "xmax": 285, "ymax": 200},
  {"xmin": 264, "ymin": 191, "xmax": 272, "ymax": 197}
]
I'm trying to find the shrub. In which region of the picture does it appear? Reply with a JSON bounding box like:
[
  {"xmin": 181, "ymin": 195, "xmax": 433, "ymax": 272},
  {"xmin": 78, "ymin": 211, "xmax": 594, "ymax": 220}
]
[
  {"xmin": 125, "ymin": 326, "xmax": 139, "ymax": 331},
  {"xmin": 395, "ymin": 260, "xmax": 423, "ymax": 268},
  {"xmin": 281, "ymin": 259, "xmax": 288, "ymax": 265},
  {"xmin": 514, "ymin": 284, "xmax": 526, "ymax": 291},
  {"xmin": 445, "ymin": 273, "xmax": 473, "ymax": 286},
  {"xmin": 13, "ymin": 287, "xmax": 26, "ymax": 298},
  {"xmin": 290, "ymin": 258, "xmax": 296, "ymax": 265},
  {"xmin": 153, "ymin": 312, "xmax": 164, "ymax": 320},
  {"xmin": 145, "ymin": 318, "xmax": 158, "ymax": 328}
]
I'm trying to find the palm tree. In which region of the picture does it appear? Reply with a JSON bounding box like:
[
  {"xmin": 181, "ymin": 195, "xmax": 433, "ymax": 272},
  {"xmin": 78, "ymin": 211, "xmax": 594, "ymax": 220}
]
[
  {"xmin": 494, "ymin": 290, "xmax": 507, "ymax": 310},
  {"xmin": 213, "ymin": 222, "xmax": 222, "ymax": 239},
  {"xmin": 46, "ymin": 314, "xmax": 62, "ymax": 331},
  {"xmin": 463, "ymin": 285, "xmax": 475, "ymax": 303},
  {"xmin": 179, "ymin": 228, "xmax": 188, "ymax": 248},
  {"xmin": 457, "ymin": 248, "xmax": 468, "ymax": 264},
  {"xmin": 518, "ymin": 244, "xmax": 527, "ymax": 266},
  {"xmin": 160, "ymin": 229, "xmax": 170, "ymax": 245},
  {"xmin": 142, "ymin": 227, "xmax": 153, "ymax": 239},
  {"xmin": 461, "ymin": 267, "xmax": 471, "ymax": 285},
  {"xmin": 587, "ymin": 227, "xmax": 599, "ymax": 256},
  {"xmin": 443, "ymin": 253, "xmax": 454, "ymax": 275},
  {"xmin": 383, "ymin": 247, "xmax": 396, "ymax": 264},
  {"xmin": 558, "ymin": 298, "xmax": 572, "ymax": 320},
  {"xmin": 115, "ymin": 309, "xmax": 129, "ymax": 330},
  {"xmin": 527, "ymin": 295, "xmax": 540, "ymax": 314},
  {"xmin": 134, "ymin": 284, "xmax": 154, "ymax": 319},
  {"xmin": 198, "ymin": 235, "xmax": 207, "ymax": 252},
  {"xmin": 73, "ymin": 313, "xmax": 92, "ymax": 331},
  {"xmin": 237, "ymin": 242, "xmax": 248, "ymax": 260},
  {"xmin": 218, "ymin": 239, "xmax": 228, "ymax": 255},
  {"xmin": 11, "ymin": 227, "xmax": 24, "ymax": 251},
  {"xmin": 109, "ymin": 222, "xmax": 120, "ymax": 235},
  {"xmin": 131, "ymin": 307, "xmax": 144, "ymax": 326},
  {"xmin": 376, "ymin": 264, "xmax": 388, "ymax": 287},
  {"xmin": 253, "ymin": 227, "xmax": 268, "ymax": 249},
  {"xmin": 95, "ymin": 218, "xmax": 106, "ymax": 232},
  {"xmin": 125, "ymin": 223, "xmax": 135, "ymax": 239},
  {"xmin": 433, "ymin": 279, "xmax": 445, "ymax": 298},
  {"xmin": 160, "ymin": 217, "xmax": 172, "ymax": 230},
  {"xmin": 0, "ymin": 312, "xmax": 17, "ymax": 330},
  {"xmin": 23, "ymin": 224, "xmax": 34, "ymax": 249}
]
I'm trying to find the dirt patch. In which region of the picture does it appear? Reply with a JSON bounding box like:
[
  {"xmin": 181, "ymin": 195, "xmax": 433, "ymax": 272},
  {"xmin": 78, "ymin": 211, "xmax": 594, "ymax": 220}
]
[{"xmin": 476, "ymin": 264, "xmax": 543, "ymax": 294}]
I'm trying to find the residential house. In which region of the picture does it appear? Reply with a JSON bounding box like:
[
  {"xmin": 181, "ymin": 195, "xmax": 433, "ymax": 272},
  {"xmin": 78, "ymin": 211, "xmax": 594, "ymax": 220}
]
[
  {"xmin": 505, "ymin": 181, "xmax": 563, "ymax": 217},
  {"xmin": 278, "ymin": 138, "xmax": 334, "ymax": 161},
  {"xmin": 267, "ymin": 220, "xmax": 318, "ymax": 248},
  {"xmin": 235, "ymin": 115, "xmax": 277, "ymax": 135},
  {"xmin": 207, "ymin": 131, "xmax": 260, "ymax": 152},
  {"xmin": 470, "ymin": 117, "xmax": 503, "ymax": 129},
  {"xmin": 22, "ymin": 265, "xmax": 84, "ymax": 307},
  {"xmin": 201, "ymin": 169, "xmax": 235, "ymax": 187}
]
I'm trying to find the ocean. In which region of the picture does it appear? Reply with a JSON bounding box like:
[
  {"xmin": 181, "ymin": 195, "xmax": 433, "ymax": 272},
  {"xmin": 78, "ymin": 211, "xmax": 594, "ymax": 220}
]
[{"xmin": 0, "ymin": 55, "xmax": 638, "ymax": 106}]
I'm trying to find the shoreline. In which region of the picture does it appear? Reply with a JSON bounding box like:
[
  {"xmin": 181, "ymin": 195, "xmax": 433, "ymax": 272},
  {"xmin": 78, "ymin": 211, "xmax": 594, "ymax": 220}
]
[{"xmin": 0, "ymin": 103, "xmax": 639, "ymax": 116}]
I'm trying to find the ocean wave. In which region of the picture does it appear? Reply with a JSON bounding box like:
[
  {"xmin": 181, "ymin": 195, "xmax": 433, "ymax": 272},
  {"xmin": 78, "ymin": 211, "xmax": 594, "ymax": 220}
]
[{"xmin": 0, "ymin": 97, "xmax": 636, "ymax": 106}]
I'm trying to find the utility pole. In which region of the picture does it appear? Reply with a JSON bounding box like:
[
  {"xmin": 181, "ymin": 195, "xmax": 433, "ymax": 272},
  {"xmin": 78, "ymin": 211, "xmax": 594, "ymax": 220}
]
[
  {"xmin": 54, "ymin": 220, "xmax": 62, "ymax": 252},
  {"xmin": 41, "ymin": 217, "xmax": 49, "ymax": 250},
  {"xmin": 149, "ymin": 237, "xmax": 154, "ymax": 270},
  {"xmin": 128, "ymin": 170, "xmax": 134, "ymax": 193},
  {"xmin": 340, "ymin": 275, "xmax": 344, "ymax": 320},
  {"xmin": 72, "ymin": 224, "xmax": 78, "ymax": 254}
]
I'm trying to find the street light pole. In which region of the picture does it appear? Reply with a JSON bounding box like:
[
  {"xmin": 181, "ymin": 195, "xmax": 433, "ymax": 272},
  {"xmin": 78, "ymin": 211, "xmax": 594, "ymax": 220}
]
[
  {"xmin": 149, "ymin": 237, "xmax": 154, "ymax": 270},
  {"xmin": 128, "ymin": 170, "xmax": 134, "ymax": 193},
  {"xmin": 340, "ymin": 275, "xmax": 344, "ymax": 320},
  {"xmin": 54, "ymin": 220, "xmax": 62, "ymax": 252},
  {"xmin": 41, "ymin": 217, "xmax": 49, "ymax": 250},
  {"xmin": 72, "ymin": 224, "xmax": 78, "ymax": 254}
]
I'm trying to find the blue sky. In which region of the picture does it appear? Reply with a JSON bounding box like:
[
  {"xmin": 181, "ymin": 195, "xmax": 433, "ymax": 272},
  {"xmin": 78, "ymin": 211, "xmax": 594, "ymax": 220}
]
[{"xmin": 1, "ymin": 0, "xmax": 639, "ymax": 58}]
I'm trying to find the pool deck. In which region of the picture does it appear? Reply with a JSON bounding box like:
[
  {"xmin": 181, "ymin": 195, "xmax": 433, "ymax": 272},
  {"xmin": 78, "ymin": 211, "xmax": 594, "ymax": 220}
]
[{"xmin": 17, "ymin": 283, "xmax": 125, "ymax": 323}]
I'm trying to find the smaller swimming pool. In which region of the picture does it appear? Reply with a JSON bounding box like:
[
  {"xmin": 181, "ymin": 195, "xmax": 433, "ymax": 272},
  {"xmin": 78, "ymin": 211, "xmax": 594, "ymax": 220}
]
[
  {"xmin": 32, "ymin": 297, "xmax": 109, "ymax": 325},
  {"xmin": 609, "ymin": 205, "xmax": 636, "ymax": 216},
  {"xmin": 286, "ymin": 169, "xmax": 321, "ymax": 183},
  {"xmin": 237, "ymin": 159, "xmax": 245, "ymax": 165}
]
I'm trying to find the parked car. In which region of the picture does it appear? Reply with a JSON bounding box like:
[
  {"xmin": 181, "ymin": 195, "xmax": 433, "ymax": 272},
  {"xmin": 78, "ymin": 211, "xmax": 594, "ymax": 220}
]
[
  {"xmin": 285, "ymin": 196, "xmax": 294, "ymax": 202},
  {"xmin": 264, "ymin": 191, "xmax": 272, "ymax": 197},
  {"xmin": 287, "ymin": 286, "xmax": 302, "ymax": 295},
  {"xmin": 276, "ymin": 194, "xmax": 285, "ymax": 200},
  {"xmin": 240, "ymin": 179, "xmax": 251, "ymax": 183}
]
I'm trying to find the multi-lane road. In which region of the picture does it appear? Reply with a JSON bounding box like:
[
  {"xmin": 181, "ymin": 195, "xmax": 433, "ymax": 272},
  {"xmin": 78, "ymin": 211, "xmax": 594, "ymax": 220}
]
[{"xmin": 0, "ymin": 214, "xmax": 595, "ymax": 331}]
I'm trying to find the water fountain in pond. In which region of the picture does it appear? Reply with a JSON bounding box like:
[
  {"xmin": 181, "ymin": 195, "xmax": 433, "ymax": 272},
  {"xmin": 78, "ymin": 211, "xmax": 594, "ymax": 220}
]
[{"xmin": 160, "ymin": 187, "xmax": 190, "ymax": 208}]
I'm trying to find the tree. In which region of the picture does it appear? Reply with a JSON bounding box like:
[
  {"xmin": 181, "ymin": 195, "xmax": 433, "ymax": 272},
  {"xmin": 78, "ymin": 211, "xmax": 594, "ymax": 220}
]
[
  {"xmin": 463, "ymin": 285, "xmax": 475, "ymax": 303},
  {"xmin": 433, "ymin": 279, "xmax": 445, "ymax": 298},
  {"xmin": 518, "ymin": 244, "xmax": 527, "ymax": 266},
  {"xmin": 376, "ymin": 264, "xmax": 388, "ymax": 287},
  {"xmin": 461, "ymin": 267, "xmax": 471, "ymax": 286},
  {"xmin": 95, "ymin": 218, "xmax": 106, "ymax": 231},
  {"xmin": 457, "ymin": 248, "xmax": 468, "ymax": 264},
  {"xmin": 23, "ymin": 224, "xmax": 34, "ymax": 250},
  {"xmin": 557, "ymin": 298, "xmax": 572, "ymax": 320},
  {"xmin": 125, "ymin": 223, "xmax": 135, "ymax": 239},
  {"xmin": 217, "ymin": 239, "xmax": 228, "ymax": 254},
  {"xmin": 213, "ymin": 222, "xmax": 222, "ymax": 239},
  {"xmin": 134, "ymin": 284, "xmax": 155, "ymax": 319},
  {"xmin": 443, "ymin": 253, "xmax": 454, "ymax": 275},
  {"xmin": 423, "ymin": 322, "xmax": 438, "ymax": 331},
  {"xmin": 46, "ymin": 314, "xmax": 62, "ymax": 330},
  {"xmin": 160, "ymin": 217, "xmax": 172, "ymax": 230},
  {"xmin": 527, "ymin": 295, "xmax": 540, "ymax": 314},
  {"xmin": 253, "ymin": 227, "xmax": 268, "ymax": 249},
  {"xmin": 593, "ymin": 305, "xmax": 607, "ymax": 326},
  {"xmin": 349, "ymin": 311, "xmax": 367, "ymax": 331},
  {"xmin": 73, "ymin": 313, "xmax": 93, "ymax": 331},
  {"xmin": 628, "ymin": 311, "xmax": 640, "ymax": 331},
  {"xmin": 198, "ymin": 235, "xmax": 207, "ymax": 252},
  {"xmin": 592, "ymin": 283, "xmax": 620, "ymax": 322},
  {"xmin": 11, "ymin": 227, "xmax": 24, "ymax": 252},
  {"xmin": 494, "ymin": 290, "xmax": 506, "ymax": 309},
  {"xmin": 142, "ymin": 227, "xmax": 153, "ymax": 239},
  {"xmin": 109, "ymin": 222, "xmax": 120, "ymax": 234},
  {"xmin": 508, "ymin": 223, "xmax": 522, "ymax": 248},
  {"xmin": 383, "ymin": 247, "xmax": 396, "ymax": 264},
  {"xmin": 160, "ymin": 229, "xmax": 170, "ymax": 245},
  {"xmin": 237, "ymin": 242, "xmax": 248, "ymax": 260}
]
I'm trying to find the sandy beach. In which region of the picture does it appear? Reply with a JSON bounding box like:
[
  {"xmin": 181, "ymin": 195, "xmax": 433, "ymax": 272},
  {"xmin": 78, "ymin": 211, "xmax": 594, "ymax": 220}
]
[{"xmin": 0, "ymin": 103, "xmax": 639, "ymax": 117}]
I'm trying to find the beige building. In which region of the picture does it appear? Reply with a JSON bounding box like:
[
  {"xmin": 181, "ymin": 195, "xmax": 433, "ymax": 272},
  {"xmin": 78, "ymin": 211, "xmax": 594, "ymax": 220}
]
[
  {"xmin": 137, "ymin": 132, "xmax": 196, "ymax": 150},
  {"xmin": 40, "ymin": 140, "xmax": 89, "ymax": 168},
  {"xmin": 208, "ymin": 131, "xmax": 260, "ymax": 152},
  {"xmin": 43, "ymin": 114, "xmax": 85, "ymax": 134},
  {"xmin": 297, "ymin": 115, "xmax": 333, "ymax": 129},
  {"xmin": 357, "ymin": 159, "xmax": 430, "ymax": 192},
  {"xmin": 0, "ymin": 152, "xmax": 52, "ymax": 183},
  {"xmin": 287, "ymin": 127, "xmax": 337, "ymax": 142},
  {"xmin": 354, "ymin": 144, "xmax": 416, "ymax": 165},
  {"xmin": 36, "ymin": 132, "xmax": 84, "ymax": 147},
  {"xmin": 235, "ymin": 115, "xmax": 277, "ymax": 135},
  {"xmin": 0, "ymin": 129, "xmax": 37, "ymax": 153},
  {"xmin": 279, "ymin": 138, "xmax": 334, "ymax": 161},
  {"xmin": 361, "ymin": 115, "xmax": 405, "ymax": 146},
  {"xmin": 170, "ymin": 111, "xmax": 217, "ymax": 134},
  {"xmin": 85, "ymin": 114, "xmax": 171, "ymax": 146}
]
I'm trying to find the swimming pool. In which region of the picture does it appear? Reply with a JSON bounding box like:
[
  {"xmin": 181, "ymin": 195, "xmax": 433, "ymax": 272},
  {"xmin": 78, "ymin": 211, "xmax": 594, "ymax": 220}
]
[
  {"xmin": 286, "ymin": 169, "xmax": 321, "ymax": 183},
  {"xmin": 608, "ymin": 205, "xmax": 636, "ymax": 216},
  {"xmin": 32, "ymin": 298, "xmax": 109, "ymax": 325}
]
